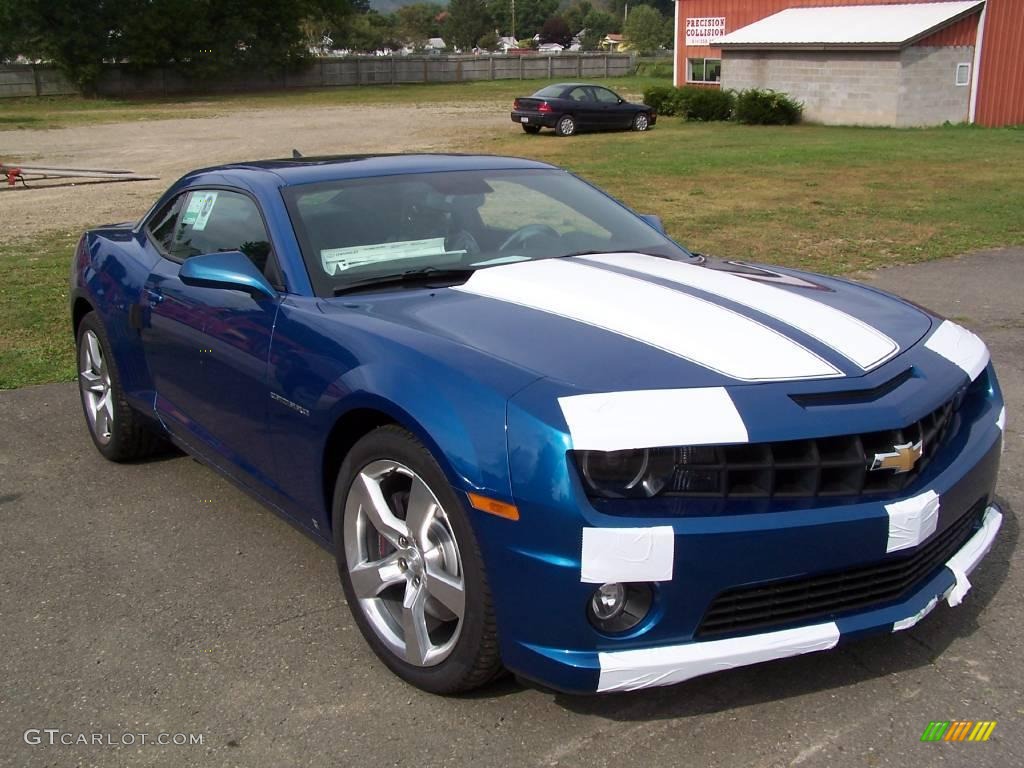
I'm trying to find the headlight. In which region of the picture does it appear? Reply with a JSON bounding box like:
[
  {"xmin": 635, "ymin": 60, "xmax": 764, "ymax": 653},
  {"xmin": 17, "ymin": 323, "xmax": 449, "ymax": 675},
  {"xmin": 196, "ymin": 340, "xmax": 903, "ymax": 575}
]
[{"xmin": 574, "ymin": 446, "xmax": 721, "ymax": 499}]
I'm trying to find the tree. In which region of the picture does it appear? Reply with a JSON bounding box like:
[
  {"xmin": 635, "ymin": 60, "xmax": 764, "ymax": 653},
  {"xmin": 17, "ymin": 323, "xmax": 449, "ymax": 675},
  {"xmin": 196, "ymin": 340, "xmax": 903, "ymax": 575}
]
[
  {"xmin": 476, "ymin": 32, "xmax": 499, "ymax": 51},
  {"xmin": 487, "ymin": 0, "xmax": 558, "ymax": 40},
  {"xmin": 610, "ymin": 0, "xmax": 673, "ymax": 23},
  {"xmin": 395, "ymin": 2, "xmax": 445, "ymax": 46},
  {"xmin": 623, "ymin": 3, "xmax": 669, "ymax": 53},
  {"xmin": 579, "ymin": 9, "xmax": 617, "ymax": 50},
  {"xmin": 448, "ymin": 0, "xmax": 492, "ymax": 51},
  {"xmin": 539, "ymin": 16, "xmax": 572, "ymax": 48},
  {"xmin": 337, "ymin": 11, "xmax": 400, "ymax": 52}
]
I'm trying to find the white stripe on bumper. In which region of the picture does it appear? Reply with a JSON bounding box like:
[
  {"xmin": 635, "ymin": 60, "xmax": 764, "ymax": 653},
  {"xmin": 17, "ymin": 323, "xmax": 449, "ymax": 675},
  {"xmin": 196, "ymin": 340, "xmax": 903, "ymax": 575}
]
[
  {"xmin": 597, "ymin": 622, "xmax": 841, "ymax": 693},
  {"xmin": 924, "ymin": 320, "xmax": 990, "ymax": 381},
  {"xmin": 454, "ymin": 258, "xmax": 842, "ymax": 382},
  {"xmin": 558, "ymin": 387, "xmax": 748, "ymax": 451},
  {"xmin": 583, "ymin": 253, "xmax": 899, "ymax": 370}
]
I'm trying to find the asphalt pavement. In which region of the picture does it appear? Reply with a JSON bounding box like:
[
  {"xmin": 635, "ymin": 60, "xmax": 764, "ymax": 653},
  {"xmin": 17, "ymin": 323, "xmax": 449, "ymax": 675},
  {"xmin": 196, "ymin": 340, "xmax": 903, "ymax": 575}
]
[{"xmin": 2, "ymin": 248, "xmax": 1022, "ymax": 768}]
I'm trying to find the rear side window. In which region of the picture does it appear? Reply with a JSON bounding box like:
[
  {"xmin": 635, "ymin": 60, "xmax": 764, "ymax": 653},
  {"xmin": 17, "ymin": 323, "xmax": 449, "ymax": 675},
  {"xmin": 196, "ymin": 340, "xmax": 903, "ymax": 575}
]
[
  {"xmin": 168, "ymin": 190, "xmax": 272, "ymax": 274},
  {"xmin": 146, "ymin": 195, "xmax": 184, "ymax": 251}
]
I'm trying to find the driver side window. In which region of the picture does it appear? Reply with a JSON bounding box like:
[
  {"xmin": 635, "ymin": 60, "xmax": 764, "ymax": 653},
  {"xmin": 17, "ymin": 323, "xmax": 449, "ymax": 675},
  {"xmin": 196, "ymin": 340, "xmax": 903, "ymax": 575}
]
[
  {"xmin": 168, "ymin": 190, "xmax": 273, "ymax": 276},
  {"xmin": 592, "ymin": 88, "xmax": 620, "ymax": 104}
]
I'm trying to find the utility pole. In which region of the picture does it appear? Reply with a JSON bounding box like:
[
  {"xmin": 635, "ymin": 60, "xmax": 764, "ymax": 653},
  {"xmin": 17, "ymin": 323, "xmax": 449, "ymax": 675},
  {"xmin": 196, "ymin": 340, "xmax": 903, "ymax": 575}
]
[{"xmin": 511, "ymin": 0, "xmax": 516, "ymax": 41}]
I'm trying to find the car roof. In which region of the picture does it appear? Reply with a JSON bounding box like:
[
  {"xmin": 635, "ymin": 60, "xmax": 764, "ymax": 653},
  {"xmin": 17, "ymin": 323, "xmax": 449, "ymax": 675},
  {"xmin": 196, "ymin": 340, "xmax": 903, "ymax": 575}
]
[{"xmin": 181, "ymin": 153, "xmax": 559, "ymax": 188}]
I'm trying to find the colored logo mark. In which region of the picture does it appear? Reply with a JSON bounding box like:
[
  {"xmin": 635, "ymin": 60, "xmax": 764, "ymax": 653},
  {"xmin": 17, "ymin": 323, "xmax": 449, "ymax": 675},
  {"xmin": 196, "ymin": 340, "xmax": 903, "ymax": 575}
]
[{"xmin": 921, "ymin": 721, "xmax": 996, "ymax": 742}]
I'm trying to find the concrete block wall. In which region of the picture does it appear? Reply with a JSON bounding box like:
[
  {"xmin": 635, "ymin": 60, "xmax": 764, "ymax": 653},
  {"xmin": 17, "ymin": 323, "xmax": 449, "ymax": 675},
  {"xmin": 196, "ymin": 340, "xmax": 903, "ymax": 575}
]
[
  {"xmin": 897, "ymin": 46, "xmax": 973, "ymax": 126},
  {"xmin": 722, "ymin": 51, "xmax": 903, "ymax": 125}
]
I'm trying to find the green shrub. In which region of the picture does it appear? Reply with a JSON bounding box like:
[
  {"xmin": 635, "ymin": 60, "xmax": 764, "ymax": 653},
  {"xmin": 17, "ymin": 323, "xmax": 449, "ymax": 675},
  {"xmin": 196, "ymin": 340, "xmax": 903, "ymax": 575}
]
[
  {"xmin": 734, "ymin": 88, "xmax": 803, "ymax": 125},
  {"xmin": 642, "ymin": 85, "xmax": 679, "ymax": 115},
  {"xmin": 675, "ymin": 86, "xmax": 735, "ymax": 121}
]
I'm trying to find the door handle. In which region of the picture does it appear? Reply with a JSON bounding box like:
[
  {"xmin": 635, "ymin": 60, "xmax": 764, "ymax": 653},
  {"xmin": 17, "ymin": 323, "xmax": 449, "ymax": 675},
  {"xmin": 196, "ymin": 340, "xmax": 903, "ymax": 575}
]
[{"xmin": 146, "ymin": 288, "xmax": 164, "ymax": 306}]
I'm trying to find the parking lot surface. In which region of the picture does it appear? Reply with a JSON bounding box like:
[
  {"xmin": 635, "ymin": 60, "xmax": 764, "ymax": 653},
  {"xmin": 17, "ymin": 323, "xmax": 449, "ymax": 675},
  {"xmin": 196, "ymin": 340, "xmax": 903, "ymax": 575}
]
[{"xmin": 2, "ymin": 248, "xmax": 1021, "ymax": 767}]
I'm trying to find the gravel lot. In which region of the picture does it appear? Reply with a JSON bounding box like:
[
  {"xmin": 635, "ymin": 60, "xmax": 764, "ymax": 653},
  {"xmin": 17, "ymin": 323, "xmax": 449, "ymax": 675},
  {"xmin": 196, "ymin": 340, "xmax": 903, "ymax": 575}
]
[
  {"xmin": 1, "ymin": 248, "xmax": 1021, "ymax": 767},
  {"xmin": 0, "ymin": 103, "xmax": 505, "ymax": 242}
]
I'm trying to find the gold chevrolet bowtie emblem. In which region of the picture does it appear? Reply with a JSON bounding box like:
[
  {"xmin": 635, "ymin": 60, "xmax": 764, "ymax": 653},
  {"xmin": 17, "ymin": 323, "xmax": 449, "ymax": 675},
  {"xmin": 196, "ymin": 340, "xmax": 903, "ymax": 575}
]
[{"xmin": 870, "ymin": 440, "xmax": 924, "ymax": 473}]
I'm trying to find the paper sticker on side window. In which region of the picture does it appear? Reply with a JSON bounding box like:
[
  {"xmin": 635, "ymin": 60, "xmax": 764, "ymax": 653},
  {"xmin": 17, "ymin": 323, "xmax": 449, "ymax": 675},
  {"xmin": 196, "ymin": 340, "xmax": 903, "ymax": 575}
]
[
  {"xmin": 182, "ymin": 192, "xmax": 219, "ymax": 232},
  {"xmin": 320, "ymin": 238, "xmax": 463, "ymax": 276}
]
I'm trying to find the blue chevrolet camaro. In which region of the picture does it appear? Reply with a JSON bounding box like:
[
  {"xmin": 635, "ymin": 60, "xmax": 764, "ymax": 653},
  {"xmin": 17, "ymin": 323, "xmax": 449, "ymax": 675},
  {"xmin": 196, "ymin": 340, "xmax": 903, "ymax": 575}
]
[{"xmin": 70, "ymin": 154, "xmax": 1006, "ymax": 694}]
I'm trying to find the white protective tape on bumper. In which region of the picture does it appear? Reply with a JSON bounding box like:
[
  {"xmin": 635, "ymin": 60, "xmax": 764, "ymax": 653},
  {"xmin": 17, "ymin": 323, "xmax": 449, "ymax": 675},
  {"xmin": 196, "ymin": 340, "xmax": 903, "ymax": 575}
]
[
  {"xmin": 997, "ymin": 406, "xmax": 1006, "ymax": 432},
  {"xmin": 558, "ymin": 387, "xmax": 748, "ymax": 451},
  {"xmin": 885, "ymin": 490, "xmax": 940, "ymax": 553},
  {"xmin": 582, "ymin": 252, "xmax": 898, "ymax": 370},
  {"xmin": 924, "ymin": 320, "xmax": 990, "ymax": 381},
  {"xmin": 893, "ymin": 596, "xmax": 940, "ymax": 632},
  {"xmin": 581, "ymin": 526, "xmax": 674, "ymax": 584},
  {"xmin": 944, "ymin": 505, "xmax": 1003, "ymax": 607},
  {"xmin": 597, "ymin": 621, "xmax": 841, "ymax": 692}
]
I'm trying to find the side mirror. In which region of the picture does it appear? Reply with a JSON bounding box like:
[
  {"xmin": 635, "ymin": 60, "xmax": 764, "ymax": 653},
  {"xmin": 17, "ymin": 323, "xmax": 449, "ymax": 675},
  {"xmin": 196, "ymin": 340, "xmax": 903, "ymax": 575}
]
[
  {"xmin": 179, "ymin": 251, "xmax": 276, "ymax": 299},
  {"xmin": 639, "ymin": 214, "xmax": 666, "ymax": 234}
]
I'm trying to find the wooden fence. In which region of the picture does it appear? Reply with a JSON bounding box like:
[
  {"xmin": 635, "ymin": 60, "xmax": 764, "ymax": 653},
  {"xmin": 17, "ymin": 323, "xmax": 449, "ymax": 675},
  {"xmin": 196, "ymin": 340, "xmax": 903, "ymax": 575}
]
[{"xmin": 0, "ymin": 54, "xmax": 635, "ymax": 99}]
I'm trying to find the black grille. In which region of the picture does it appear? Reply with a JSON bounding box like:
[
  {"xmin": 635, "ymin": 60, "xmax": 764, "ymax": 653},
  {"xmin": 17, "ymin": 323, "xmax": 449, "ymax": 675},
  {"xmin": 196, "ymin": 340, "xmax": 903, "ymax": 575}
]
[
  {"xmin": 696, "ymin": 499, "xmax": 986, "ymax": 639},
  {"xmin": 657, "ymin": 399, "xmax": 955, "ymax": 499}
]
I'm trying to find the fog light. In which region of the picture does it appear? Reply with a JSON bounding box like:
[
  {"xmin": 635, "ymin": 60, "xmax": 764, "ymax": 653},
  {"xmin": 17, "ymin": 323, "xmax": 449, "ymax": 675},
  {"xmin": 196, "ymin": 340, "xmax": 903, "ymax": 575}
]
[
  {"xmin": 587, "ymin": 583, "xmax": 653, "ymax": 634},
  {"xmin": 591, "ymin": 583, "xmax": 627, "ymax": 621}
]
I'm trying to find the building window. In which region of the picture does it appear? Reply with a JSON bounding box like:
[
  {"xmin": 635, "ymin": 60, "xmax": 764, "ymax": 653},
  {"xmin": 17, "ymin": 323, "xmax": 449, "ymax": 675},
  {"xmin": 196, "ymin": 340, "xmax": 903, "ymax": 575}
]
[
  {"xmin": 688, "ymin": 58, "xmax": 722, "ymax": 83},
  {"xmin": 955, "ymin": 63, "xmax": 970, "ymax": 86}
]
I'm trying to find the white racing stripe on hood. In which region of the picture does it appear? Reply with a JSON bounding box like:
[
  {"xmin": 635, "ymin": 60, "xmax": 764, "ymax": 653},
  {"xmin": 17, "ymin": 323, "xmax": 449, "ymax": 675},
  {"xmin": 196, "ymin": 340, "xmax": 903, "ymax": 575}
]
[
  {"xmin": 453, "ymin": 259, "xmax": 842, "ymax": 382},
  {"xmin": 581, "ymin": 253, "xmax": 899, "ymax": 370}
]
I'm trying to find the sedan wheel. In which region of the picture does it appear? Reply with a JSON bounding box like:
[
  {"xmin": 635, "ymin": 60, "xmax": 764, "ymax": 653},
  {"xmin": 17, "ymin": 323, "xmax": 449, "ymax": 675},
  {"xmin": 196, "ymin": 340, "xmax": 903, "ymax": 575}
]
[
  {"xmin": 344, "ymin": 459, "xmax": 466, "ymax": 667},
  {"xmin": 633, "ymin": 113, "xmax": 650, "ymax": 132},
  {"xmin": 334, "ymin": 426, "xmax": 502, "ymax": 693},
  {"xmin": 80, "ymin": 329, "xmax": 114, "ymax": 445},
  {"xmin": 556, "ymin": 115, "xmax": 576, "ymax": 137}
]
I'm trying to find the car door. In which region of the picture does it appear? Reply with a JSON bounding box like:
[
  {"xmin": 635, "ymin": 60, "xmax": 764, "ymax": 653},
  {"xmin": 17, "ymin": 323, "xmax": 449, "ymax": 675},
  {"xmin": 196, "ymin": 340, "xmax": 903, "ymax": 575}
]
[
  {"xmin": 590, "ymin": 86, "xmax": 632, "ymax": 129},
  {"xmin": 566, "ymin": 86, "xmax": 602, "ymax": 129},
  {"xmin": 140, "ymin": 187, "xmax": 284, "ymax": 486}
]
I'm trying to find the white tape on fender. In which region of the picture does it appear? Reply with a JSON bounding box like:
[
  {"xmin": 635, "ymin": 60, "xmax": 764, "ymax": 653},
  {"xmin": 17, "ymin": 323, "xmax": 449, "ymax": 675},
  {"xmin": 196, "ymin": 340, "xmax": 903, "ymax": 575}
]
[
  {"xmin": 597, "ymin": 621, "xmax": 841, "ymax": 692},
  {"xmin": 944, "ymin": 506, "xmax": 1003, "ymax": 607},
  {"xmin": 885, "ymin": 490, "xmax": 940, "ymax": 553},
  {"xmin": 997, "ymin": 406, "xmax": 1006, "ymax": 432},
  {"xmin": 558, "ymin": 387, "xmax": 748, "ymax": 451},
  {"xmin": 581, "ymin": 527, "xmax": 674, "ymax": 583},
  {"xmin": 924, "ymin": 320, "xmax": 990, "ymax": 381}
]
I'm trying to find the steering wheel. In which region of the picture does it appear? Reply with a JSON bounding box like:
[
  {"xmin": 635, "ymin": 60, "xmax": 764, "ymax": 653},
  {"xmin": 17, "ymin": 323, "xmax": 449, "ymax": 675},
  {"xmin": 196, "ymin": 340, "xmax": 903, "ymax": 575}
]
[{"xmin": 498, "ymin": 224, "xmax": 560, "ymax": 253}]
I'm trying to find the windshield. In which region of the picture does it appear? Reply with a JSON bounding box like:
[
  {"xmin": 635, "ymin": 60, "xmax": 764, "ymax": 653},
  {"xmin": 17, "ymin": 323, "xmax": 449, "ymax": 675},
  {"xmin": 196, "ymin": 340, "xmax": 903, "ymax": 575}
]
[{"xmin": 283, "ymin": 168, "xmax": 692, "ymax": 296}]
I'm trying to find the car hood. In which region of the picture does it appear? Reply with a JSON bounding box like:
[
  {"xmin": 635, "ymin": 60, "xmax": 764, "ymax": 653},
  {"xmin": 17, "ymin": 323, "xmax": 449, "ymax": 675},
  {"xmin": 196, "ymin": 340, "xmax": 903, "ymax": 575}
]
[{"xmin": 324, "ymin": 253, "xmax": 933, "ymax": 393}]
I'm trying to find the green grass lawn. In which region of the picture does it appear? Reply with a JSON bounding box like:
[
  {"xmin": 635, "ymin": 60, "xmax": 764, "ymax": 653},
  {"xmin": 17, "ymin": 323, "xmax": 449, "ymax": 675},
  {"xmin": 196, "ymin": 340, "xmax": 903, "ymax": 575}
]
[
  {"xmin": 3, "ymin": 89, "xmax": 1023, "ymax": 389},
  {"xmin": 0, "ymin": 75, "xmax": 660, "ymax": 130}
]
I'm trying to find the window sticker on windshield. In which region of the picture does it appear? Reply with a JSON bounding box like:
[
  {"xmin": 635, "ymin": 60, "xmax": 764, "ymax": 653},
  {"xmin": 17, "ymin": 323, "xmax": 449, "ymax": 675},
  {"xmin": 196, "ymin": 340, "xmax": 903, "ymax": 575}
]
[
  {"xmin": 182, "ymin": 192, "xmax": 218, "ymax": 232},
  {"xmin": 320, "ymin": 238, "xmax": 464, "ymax": 275}
]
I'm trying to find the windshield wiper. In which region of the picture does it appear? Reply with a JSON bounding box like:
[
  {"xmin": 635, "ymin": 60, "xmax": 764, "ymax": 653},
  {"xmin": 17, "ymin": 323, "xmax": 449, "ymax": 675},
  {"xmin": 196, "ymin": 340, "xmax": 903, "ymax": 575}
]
[{"xmin": 333, "ymin": 267, "xmax": 477, "ymax": 296}]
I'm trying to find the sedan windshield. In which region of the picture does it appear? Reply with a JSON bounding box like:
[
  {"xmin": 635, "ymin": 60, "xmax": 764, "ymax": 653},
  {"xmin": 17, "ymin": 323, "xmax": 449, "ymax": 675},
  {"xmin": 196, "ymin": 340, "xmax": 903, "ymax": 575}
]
[{"xmin": 283, "ymin": 168, "xmax": 692, "ymax": 296}]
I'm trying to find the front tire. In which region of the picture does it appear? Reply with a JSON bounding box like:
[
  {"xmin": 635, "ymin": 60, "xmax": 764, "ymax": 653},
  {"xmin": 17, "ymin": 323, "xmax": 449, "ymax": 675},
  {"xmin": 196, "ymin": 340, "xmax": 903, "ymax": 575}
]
[
  {"xmin": 76, "ymin": 311, "xmax": 164, "ymax": 461},
  {"xmin": 555, "ymin": 115, "xmax": 576, "ymax": 137},
  {"xmin": 521, "ymin": 124, "xmax": 541, "ymax": 134},
  {"xmin": 633, "ymin": 113, "xmax": 650, "ymax": 132},
  {"xmin": 333, "ymin": 426, "xmax": 502, "ymax": 693}
]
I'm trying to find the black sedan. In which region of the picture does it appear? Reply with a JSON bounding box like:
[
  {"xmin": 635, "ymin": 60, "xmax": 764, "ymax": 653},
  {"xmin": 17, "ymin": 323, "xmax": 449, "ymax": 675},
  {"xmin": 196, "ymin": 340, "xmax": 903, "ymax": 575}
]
[{"xmin": 511, "ymin": 82, "xmax": 656, "ymax": 136}]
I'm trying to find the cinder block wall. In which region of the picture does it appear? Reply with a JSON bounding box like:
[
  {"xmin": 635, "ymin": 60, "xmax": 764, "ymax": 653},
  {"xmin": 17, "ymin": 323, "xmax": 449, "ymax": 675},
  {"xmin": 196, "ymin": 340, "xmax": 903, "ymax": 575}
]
[
  {"xmin": 897, "ymin": 46, "xmax": 974, "ymax": 127},
  {"xmin": 722, "ymin": 50, "xmax": 902, "ymax": 125}
]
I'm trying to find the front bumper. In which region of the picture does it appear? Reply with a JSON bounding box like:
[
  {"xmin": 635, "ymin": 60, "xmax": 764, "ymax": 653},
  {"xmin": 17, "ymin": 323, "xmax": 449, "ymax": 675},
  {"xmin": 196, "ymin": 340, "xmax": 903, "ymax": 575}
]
[
  {"xmin": 595, "ymin": 504, "xmax": 1001, "ymax": 692},
  {"xmin": 478, "ymin": 359, "xmax": 1006, "ymax": 694}
]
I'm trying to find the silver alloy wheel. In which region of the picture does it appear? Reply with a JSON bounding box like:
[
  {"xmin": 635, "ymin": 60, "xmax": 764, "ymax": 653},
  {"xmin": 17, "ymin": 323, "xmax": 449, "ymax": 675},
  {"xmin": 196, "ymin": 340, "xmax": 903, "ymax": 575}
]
[
  {"xmin": 344, "ymin": 459, "xmax": 466, "ymax": 667},
  {"xmin": 558, "ymin": 116, "xmax": 575, "ymax": 136},
  {"xmin": 79, "ymin": 330, "xmax": 114, "ymax": 445},
  {"xmin": 635, "ymin": 114, "xmax": 649, "ymax": 131}
]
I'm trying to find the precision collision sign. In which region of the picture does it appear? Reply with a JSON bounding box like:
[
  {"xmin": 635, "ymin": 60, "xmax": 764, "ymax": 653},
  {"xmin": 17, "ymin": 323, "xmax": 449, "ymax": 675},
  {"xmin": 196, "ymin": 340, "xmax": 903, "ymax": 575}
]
[{"xmin": 685, "ymin": 17, "xmax": 726, "ymax": 46}]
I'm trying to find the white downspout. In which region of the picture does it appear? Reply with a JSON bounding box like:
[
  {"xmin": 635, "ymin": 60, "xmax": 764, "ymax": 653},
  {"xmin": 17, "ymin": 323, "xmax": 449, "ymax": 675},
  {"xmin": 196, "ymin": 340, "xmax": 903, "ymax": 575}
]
[
  {"xmin": 969, "ymin": 5, "xmax": 987, "ymax": 123},
  {"xmin": 674, "ymin": 0, "xmax": 681, "ymax": 87}
]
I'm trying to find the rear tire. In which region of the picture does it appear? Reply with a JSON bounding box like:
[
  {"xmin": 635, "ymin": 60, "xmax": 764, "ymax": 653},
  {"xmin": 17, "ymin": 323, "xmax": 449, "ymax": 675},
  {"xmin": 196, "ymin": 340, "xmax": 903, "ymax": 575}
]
[
  {"xmin": 333, "ymin": 425, "xmax": 502, "ymax": 694},
  {"xmin": 521, "ymin": 124, "xmax": 541, "ymax": 134},
  {"xmin": 633, "ymin": 113, "xmax": 650, "ymax": 132},
  {"xmin": 76, "ymin": 311, "xmax": 165, "ymax": 462},
  {"xmin": 555, "ymin": 115, "xmax": 576, "ymax": 137}
]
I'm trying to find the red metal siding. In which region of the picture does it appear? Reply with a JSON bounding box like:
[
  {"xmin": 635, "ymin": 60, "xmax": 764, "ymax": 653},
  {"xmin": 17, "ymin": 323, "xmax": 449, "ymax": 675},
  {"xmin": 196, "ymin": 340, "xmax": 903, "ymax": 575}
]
[
  {"xmin": 675, "ymin": 0, "xmax": 1021, "ymax": 125},
  {"xmin": 914, "ymin": 13, "xmax": 978, "ymax": 46},
  {"xmin": 974, "ymin": 0, "xmax": 1024, "ymax": 126}
]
